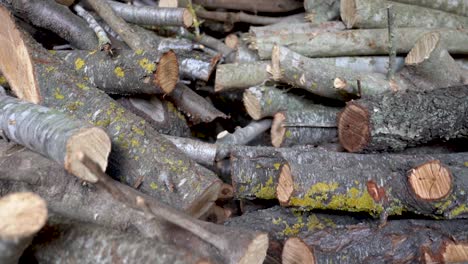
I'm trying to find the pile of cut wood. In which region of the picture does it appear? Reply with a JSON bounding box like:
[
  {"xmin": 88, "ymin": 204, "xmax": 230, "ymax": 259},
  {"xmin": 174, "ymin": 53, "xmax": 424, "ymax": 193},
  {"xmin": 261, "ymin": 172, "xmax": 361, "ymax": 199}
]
[{"xmin": 0, "ymin": 0, "xmax": 467, "ymax": 263}]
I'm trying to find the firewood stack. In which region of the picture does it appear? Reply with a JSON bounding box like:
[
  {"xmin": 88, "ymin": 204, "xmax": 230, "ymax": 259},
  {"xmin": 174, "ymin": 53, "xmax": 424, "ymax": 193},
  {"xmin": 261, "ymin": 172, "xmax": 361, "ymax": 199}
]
[{"xmin": 0, "ymin": 0, "xmax": 467, "ymax": 263}]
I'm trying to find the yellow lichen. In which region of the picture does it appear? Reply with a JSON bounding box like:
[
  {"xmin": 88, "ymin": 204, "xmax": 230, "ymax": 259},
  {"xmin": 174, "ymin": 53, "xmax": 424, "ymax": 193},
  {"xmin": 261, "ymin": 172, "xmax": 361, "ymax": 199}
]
[
  {"xmin": 150, "ymin": 182, "xmax": 158, "ymax": 190},
  {"xmin": 306, "ymin": 215, "xmax": 325, "ymax": 231},
  {"xmin": 252, "ymin": 176, "xmax": 276, "ymax": 199},
  {"xmin": 54, "ymin": 88, "xmax": 65, "ymax": 100},
  {"xmin": 114, "ymin": 67, "xmax": 125, "ymax": 78},
  {"xmin": 0, "ymin": 76, "xmax": 7, "ymax": 85},
  {"xmin": 272, "ymin": 217, "xmax": 282, "ymax": 225},
  {"xmin": 139, "ymin": 58, "xmax": 156, "ymax": 73},
  {"xmin": 131, "ymin": 125, "xmax": 145, "ymax": 136},
  {"xmin": 130, "ymin": 138, "xmax": 140, "ymax": 147},
  {"xmin": 135, "ymin": 49, "xmax": 144, "ymax": 55},
  {"xmin": 327, "ymin": 187, "xmax": 383, "ymax": 215},
  {"xmin": 76, "ymin": 83, "xmax": 90, "ymax": 91},
  {"xmin": 46, "ymin": 66, "xmax": 56, "ymax": 72},
  {"xmin": 273, "ymin": 163, "xmax": 281, "ymax": 170},
  {"xmin": 48, "ymin": 50, "xmax": 57, "ymax": 54},
  {"xmin": 450, "ymin": 204, "xmax": 468, "ymax": 218},
  {"xmin": 238, "ymin": 185, "xmax": 247, "ymax": 193},
  {"xmin": 464, "ymin": 161, "xmax": 468, "ymax": 167},
  {"xmin": 283, "ymin": 220, "xmax": 304, "ymax": 236},
  {"xmin": 66, "ymin": 101, "xmax": 84, "ymax": 111},
  {"xmin": 75, "ymin": 58, "xmax": 85, "ymax": 70},
  {"xmin": 285, "ymin": 130, "xmax": 292, "ymax": 138}
]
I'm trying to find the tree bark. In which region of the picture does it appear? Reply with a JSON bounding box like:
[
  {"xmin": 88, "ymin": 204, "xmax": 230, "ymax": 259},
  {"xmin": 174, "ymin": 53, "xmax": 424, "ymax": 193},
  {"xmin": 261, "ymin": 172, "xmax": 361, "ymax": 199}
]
[
  {"xmin": 0, "ymin": 95, "xmax": 110, "ymax": 183},
  {"xmin": 341, "ymin": 0, "xmax": 468, "ymax": 29},
  {"xmin": 338, "ymin": 86, "xmax": 468, "ymax": 152},
  {"xmin": 304, "ymin": 0, "xmax": 341, "ymax": 24},
  {"xmin": 243, "ymin": 85, "xmax": 315, "ymax": 120},
  {"xmin": 0, "ymin": 192, "xmax": 47, "ymax": 264},
  {"xmin": 276, "ymin": 151, "xmax": 468, "ymax": 219},
  {"xmin": 0, "ymin": 7, "xmax": 221, "ymax": 217},
  {"xmin": 178, "ymin": 51, "xmax": 222, "ymax": 81},
  {"xmin": 1, "ymin": 0, "xmax": 98, "ymax": 50},
  {"xmin": 27, "ymin": 217, "xmax": 210, "ymax": 264},
  {"xmin": 196, "ymin": 9, "xmax": 283, "ymax": 25},
  {"xmin": 249, "ymin": 21, "xmax": 345, "ymax": 40},
  {"xmin": 392, "ymin": 0, "xmax": 468, "ymax": 17},
  {"xmin": 215, "ymin": 61, "xmax": 271, "ymax": 92},
  {"xmin": 73, "ymin": 4, "xmax": 111, "ymax": 51},
  {"xmin": 271, "ymin": 107, "xmax": 339, "ymax": 147},
  {"xmin": 272, "ymin": 46, "xmax": 414, "ymax": 100},
  {"xmin": 117, "ymin": 96, "xmax": 191, "ymax": 137},
  {"xmin": 251, "ymin": 28, "xmax": 468, "ymax": 59},
  {"xmin": 217, "ymin": 119, "xmax": 272, "ymax": 145},
  {"xmin": 192, "ymin": 0, "xmax": 303, "ymax": 13},
  {"xmin": 56, "ymin": 49, "xmax": 179, "ymax": 95},
  {"xmin": 107, "ymin": 0, "xmax": 193, "ymax": 27}
]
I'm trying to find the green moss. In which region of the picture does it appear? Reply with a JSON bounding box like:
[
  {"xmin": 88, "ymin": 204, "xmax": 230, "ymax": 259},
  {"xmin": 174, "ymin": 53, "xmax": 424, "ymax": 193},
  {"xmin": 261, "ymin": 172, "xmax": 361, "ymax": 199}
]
[
  {"xmin": 327, "ymin": 187, "xmax": 383, "ymax": 215},
  {"xmin": 139, "ymin": 58, "xmax": 156, "ymax": 73},
  {"xmin": 54, "ymin": 88, "xmax": 65, "ymax": 100},
  {"xmin": 450, "ymin": 204, "xmax": 468, "ymax": 218},
  {"xmin": 75, "ymin": 58, "xmax": 85, "ymax": 70},
  {"xmin": 150, "ymin": 182, "xmax": 158, "ymax": 190},
  {"xmin": 306, "ymin": 215, "xmax": 325, "ymax": 231},
  {"xmin": 252, "ymin": 176, "xmax": 276, "ymax": 199},
  {"xmin": 283, "ymin": 216, "xmax": 304, "ymax": 236},
  {"xmin": 114, "ymin": 66, "xmax": 125, "ymax": 78}
]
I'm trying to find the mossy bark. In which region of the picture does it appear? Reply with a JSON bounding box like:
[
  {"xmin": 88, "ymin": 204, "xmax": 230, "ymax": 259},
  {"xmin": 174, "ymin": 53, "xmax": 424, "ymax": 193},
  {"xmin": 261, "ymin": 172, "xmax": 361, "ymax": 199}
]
[
  {"xmin": 277, "ymin": 151, "xmax": 468, "ymax": 219},
  {"xmin": 338, "ymin": 86, "xmax": 468, "ymax": 152},
  {"xmin": 56, "ymin": 49, "xmax": 178, "ymax": 95},
  {"xmin": 0, "ymin": 11, "xmax": 221, "ymax": 217},
  {"xmin": 252, "ymin": 28, "xmax": 468, "ymax": 59},
  {"xmin": 215, "ymin": 61, "xmax": 270, "ymax": 92}
]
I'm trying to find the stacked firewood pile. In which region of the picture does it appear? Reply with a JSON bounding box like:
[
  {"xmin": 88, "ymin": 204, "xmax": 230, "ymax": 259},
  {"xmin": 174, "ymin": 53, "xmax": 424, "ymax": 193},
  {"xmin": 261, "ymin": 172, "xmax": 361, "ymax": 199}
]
[{"xmin": 0, "ymin": 0, "xmax": 467, "ymax": 263}]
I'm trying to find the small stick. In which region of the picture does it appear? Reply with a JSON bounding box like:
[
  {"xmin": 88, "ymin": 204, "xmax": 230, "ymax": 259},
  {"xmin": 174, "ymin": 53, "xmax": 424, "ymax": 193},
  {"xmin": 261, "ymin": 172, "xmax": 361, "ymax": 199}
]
[{"xmin": 73, "ymin": 4, "xmax": 111, "ymax": 51}]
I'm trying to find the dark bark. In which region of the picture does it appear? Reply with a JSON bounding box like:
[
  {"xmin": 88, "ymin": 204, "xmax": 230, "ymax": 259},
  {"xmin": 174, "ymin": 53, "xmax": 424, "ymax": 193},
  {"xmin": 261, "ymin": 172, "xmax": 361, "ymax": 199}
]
[
  {"xmin": 1, "ymin": 0, "xmax": 98, "ymax": 49},
  {"xmin": 338, "ymin": 86, "xmax": 468, "ymax": 153},
  {"xmin": 0, "ymin": 8, "xmax": 221, "ymax": 217},
  {"xmin": 56, "ymin": 49, "xmax": 179, "ymax": 95},
  {"xmin": 117, "ymin": 96, "xmax": 191, "ymax": 137}
]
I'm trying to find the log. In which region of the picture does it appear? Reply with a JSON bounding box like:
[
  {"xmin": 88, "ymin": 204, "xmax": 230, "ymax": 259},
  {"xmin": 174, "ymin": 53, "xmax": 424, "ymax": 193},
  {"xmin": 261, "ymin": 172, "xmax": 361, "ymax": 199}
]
[
  {"xmin": 0, "ymin": 140, "xmax": 269, "ymax": 264},
  {"xmin": 249, "ymin": 21, "xmax": 345, "ymax": 40},
  {"xmin": 56, "ymin": 49, "xmax": 179, "ymax": 95},
  {"xmin": 272, "ymin": 46, "xmax": 414, "ymax": 100},
  {"xmin": 403, "ymin": 32, "xmax": 468, "ymax": 89},
  {"xmin": 276, "ymin": 151, "xmax": 468, "ymax": 218},
  {"xmin": 251, "ymin": 28, "xmax": 468, "ymax": 59},
  {"xmin": 0, "ymin": 192, "xmax": 47, "ymax": 264},
  {"xmin": 195, "ymin": 9, "xmax": 282, "ymax": 25},
  {"xmin": 0, "ymin": 95, "xmax": 110, "ymax": 183},
  {"xmin": 163, "ymin": 135, "xmax": 218, "ymax": 167},
  {"xmin": 243, "ymin": 85, "xmax": 315, "ymax": 120},
  {"xmin": 27, "ymin": 217, "xmax": 209, "ymax": 264},
  {"xmin": 215, "ymin": 61, "xmax": 271, "ymax": 92},
  {"xmin": 0, "ymin": 0, "xmax": 98, "ymax": 50},
  {"xmin": 178, "ymin": 51, "xmax": 222, "ymax": 81},
  {"xmin": 167, "ymin": 83, "xmax": 227, "ymax": 124},
  {"xmin": 392, "ymin": 0, "xmax": 468, "ymax": 17},
  {"xmin": 117, "ymin": 96, "xmax": 191, "ymax": 137},
  {"xmin": 0, "ymin": 6, "xmax": 221, "ymax": 217},
  {"xmin": 107, "ymin": 0, "xmax": 193, "ymax": 27},
  {"xmin": 341, "ymin": 0, "xmax": 468, "ymax": 29},
  {"xmin": 271, "ymin": 107, "xmax": 339, "ymax": 147},
  {"xmin": 73, "ymin": 4, "xmax": 111, "ymax": 51},
  {"xmin": 217, "ymin": 119, "xmax": 272, "ymax": 145},
  {"xmin": 304, "ymin": 0, "xmax": 340, "ymax": 24},
  {"xmin": 338, "ymin": 86, "xmax": 468, "ymax": 152},
  {"xmin": 192, "ymin": 0, "xmax": 303, "ymax": 13}
]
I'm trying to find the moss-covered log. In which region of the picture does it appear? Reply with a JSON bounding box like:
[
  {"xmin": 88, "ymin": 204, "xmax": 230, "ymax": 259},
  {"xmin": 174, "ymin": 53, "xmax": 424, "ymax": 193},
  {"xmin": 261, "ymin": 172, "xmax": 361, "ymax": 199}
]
[
  {"xmin": 0, "ymin": 192, "xmax": 47, "ymax": 264},
  {"xmin": 251, "ymin": 28, "xmax": 468, "ymax": 59},
  {"xmin": 0, "ymin": 0, "xmax": 98, "ymax": 49},
  {"xmin": 215, "ymin": 61, "xmax": 270, "ymax": 92},
  {"xmin": 56, "ymin": 49, "xmax": 179, "ymax": 95},
  {"xmin": 392, "ymin": 0, "xmax": 468, "ymax": 16},
  {"xmin": 192, "ymin": 0, "xmax": 303, "ymax": 13},
  {"xmin": 178, "ymin": 51, "xmax": 221, "ymax": 81},
  {"xmin": 0, "ymin": 95, "xmax": 110, "ymax": 183},
  {"xmin": 273, "ymin": 46, "xmax": 414, "ymax": 100},
  {"xmin": 338, "ymin": 86, "xmax": 468, "ymax": 152},
  {"xmin": 341, "ymin": 0, "xmax": 468, "ymax": 29},
  {"xmin": 0, "ymin": 6, "xmax": 221, "ymax": 217},
  {"xmin": 27, "ymin": 217, "xmax": 209, "ymax": 264},
  {"xmin": 304, "ymin": 0, "xmax": 340, "ymax": 23},
  {"xmin": 0, "ymin": 140, "xmax": 269, "ymax": 264},
  {"xmin": 271, "ymin": 107, "xmax": 339, "ymax": 147},
  {"xmin": 276, "ymin": 151, "xmax": 468, "ymax": 219},
  {"xmin": 117, "ymin": 96, "xmax": 191, "ymax": 137},
  {"xmin": 243, "ymin": 85, "xmax": 315, "ymax": 120}
]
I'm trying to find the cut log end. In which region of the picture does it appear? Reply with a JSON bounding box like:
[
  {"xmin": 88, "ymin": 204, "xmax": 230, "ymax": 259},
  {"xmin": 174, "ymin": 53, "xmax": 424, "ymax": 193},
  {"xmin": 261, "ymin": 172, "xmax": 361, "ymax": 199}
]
[
  {"xmin": 243, "ymin": 90, "xmax": 262, "ymax": 120},
  {"xmin": 340, "ymin": 0, "xmax": 357, "ymax": 29},
  {"xmin": 276, "ymin": 163, "xmax": 293, "ymax": 206},
  {"xmin": 238, "ymin": 233, "xmax": 269, "ymax": 264},
  {"xmin": 271, "ymin": 112, "xmax": 286, "ymax": 147},
  {"xmin": 405, "ymin": 32, "xmax": 440, "ymax": 65},
  {"xmin": 0, "ymin": 192, "xmax": 47, "ymax": 240},
  {"xmin": 0, "ymin": 7, "xmax": 40, "ymax": 104},
  {"xmin": 186, "ymin": 180, "xmax": 222, "ymax": 218},
  {"xmin": 65, "ymin": 127, "xmax": 111, "ymax": 183},
  {"xmin": 338, "ymin": 103, "xmax": 370, "ymax": 153},
  {"xmin": 219, "ymin": 183, "xmax": 234, "ymax": 199},
  {"xmin": 182, "ymin": 9, "xmax": 194, "ymax": 28},
  {"xmin": 408, "ymin": 160, "xmax": 452, "ymax": 201},
  {"xmin": 225, "ymin": 34, "xmax": 239, "ymax": 49},
  {"xmin": 155, "ymin": 50, "xmax": 179, "ymax": 94},
  {"xmin": 424, "ymin": 242, "xmax": 468, "ymax": 264},
  {"xmin": 270, "ymin": 45, "xmax": 282, "ymax": 81},
  {"xmin": 282, "ymin": 237, "xmax": 315, "ymax": 264}
]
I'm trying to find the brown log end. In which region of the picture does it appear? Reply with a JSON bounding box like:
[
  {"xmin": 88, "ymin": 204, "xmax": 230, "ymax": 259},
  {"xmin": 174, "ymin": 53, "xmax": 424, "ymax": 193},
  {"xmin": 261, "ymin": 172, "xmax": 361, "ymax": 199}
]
[
  {"xmin": 186, "ymin": 179, "xmax": 222, "ymax": 218},
  {"xmin": 243, "ymin": 89, "xmax": 262, "ymax": 120},
  {"xmin": 65, "ymin": 127, "xmax": 111, "ymax": 183},
  {"xmin": 271, "ymin": 112, "xmax": 286, "ymax": 147},
  {"xmin": 219, "ymin": 183, "xmax": 234, "ymax": 199},
  {"xmin": 408, "ymin": 160, "xmax": 452, "ymax": 201},
  {"xmin": 282, "ymin": 237, "xmax": 315, "ymax": 264},
  {"xmin": 182, "ymin": 9, "xmax": 194, "ymax": 28},
  {"xmin": 0, "ymin": 7, "xmax": 41, "ymax": 104},
  {"xmin": 155, "ymin": 50, "xmax": 179, "ymax": 94},
  {"xmin": 337, "ymin": 102, "xmax": 370, "ymax": 152},
  {"xmin": 424, "ymin": 242, "xmax": 468, "ymax": 264},
  {"xmin": 340, "ymin": 0, "xmax": 357, "ymax": 29},
  {"xmin": 276, "ymin": 163, "xmax": 293, "ymax": 206},
  {"xmin": 0, "ymin": 192, "xmax": 48, "ymax": 240},
  {"xmin": 405, "ymin": 32, "xmax": 440, "ymax": 65},
  {"xmin": 225, "ymin": 34, "xmax": 239, "ymax": 49},
  {"xmin": 159, "ymin": 0, "xmax": 178, "ymax": 7},
  {"xmin": 238, "ymin": 233, "xmax": 269, "ymax": 264}
]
